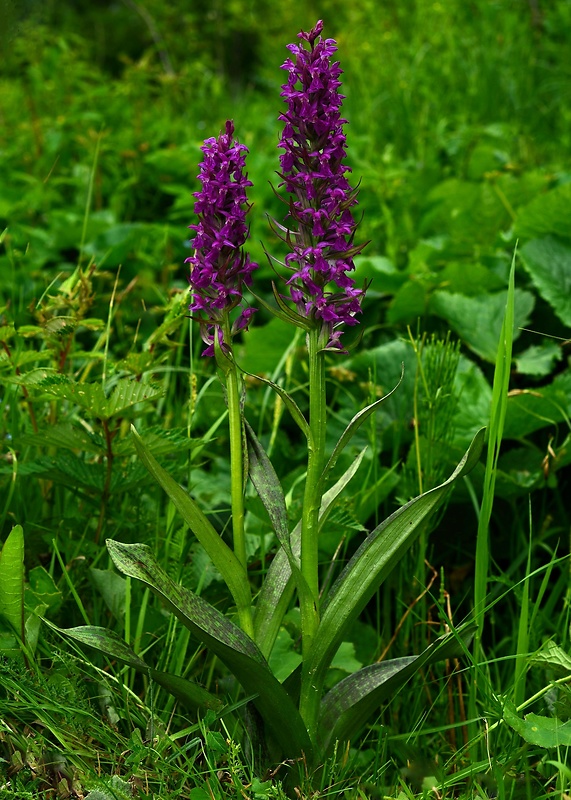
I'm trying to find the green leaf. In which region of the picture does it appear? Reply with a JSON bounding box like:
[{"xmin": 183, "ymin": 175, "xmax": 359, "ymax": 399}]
[
  {"xmin": 530, "ymin": 640, "xmax": 571, "ymax": 675},
  {"xmin": 514, "ymin": 341, "xmax": 562, "ymax": 377},
  {"xmin": 515, "ymin": 182, "xmax": 571, "ymax": 240},
  {"xmin": 519, "ymin": 236, "xmax": 571, "ymax": 326},
  {"xmin": 269, "ymin": 629, "xmax": 303, "ymax": 683},
  {"xmin": 0, "ymin": 525, "xmax": 25, "ymax": 639},
  {"xmin": 319, "ymin": 625, "xmax": 476, "ymax": 753},
  {"xmin": 18, "ymin": 423, "xmax": 105, "ymax": 454},
  {"xmin": 130, "ymin": 425, "xmax": 252, "ymax": 619},
  {"xmin": 106, "ymin": 540, "xmax": 313, "ymax": 759},
  {"xmin": 240, "ymin": 371, "xmax": 310, "ymax": 440},
  {"xmin": 503, "ymin": 370, "xmax": 571, "ymax": 439},
  {"xmin": 318, "ymin": 374, "xmax": 403, "ymax": 494},
  {"xmin": 246, "ymin": 420, "xmax": 317, "ymax": 656},
  {"xmin": 503, "ymin": 702, "xmax": 571, "ymax": 748},
  {"xmin": 90, "ymin": 568, "xmax": 126, "ymax": 619},
  {"xmin": 50, "ymin": 622, "xmax": 222, "ymax": 711},
  {"xmin": 253, "ymin": 449, "xmax": 368, "ymax": 658},
  {"xmin": 430, "ymin": 290, "xmax": 534, "ymax": 362},
  {"xmin": 302, "ymin": 429, "xmax": 485, "ymax": 722},
  {"xmin": 16, "ymin": 372, "xmax": 163, "ymax": 419},
  {"xmin": 27, "ymin": 566, "xmax": 62, "ymax": 615}
]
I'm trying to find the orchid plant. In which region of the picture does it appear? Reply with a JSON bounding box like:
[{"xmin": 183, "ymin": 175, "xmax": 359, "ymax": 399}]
[{"xmin": 60, "ymin": 21, "xmax": 484, "ymax": 772}]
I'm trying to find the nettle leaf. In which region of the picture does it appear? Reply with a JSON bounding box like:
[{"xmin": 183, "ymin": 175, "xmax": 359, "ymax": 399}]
[
  {"xmin": 318, "ymin": 624, "xmax": 476, "ymax": 753},
  {"xmin": 26, "ymin": 566, "xmax": 62, "ymax": 615},
  {"xmin": 503, "ymin": 370, "xmax": 571, "ymax": 439},
  {"xmin": 18, "ymin": 423, "xmax": 105, "ymax": 454},
  {"xmin": 302, "ymin": 429, "xmax": 485, "ymax": 716},
  {"xmin": 106, "ymin": 540, "xmax": 313, "ymax": 758},
  {"xmin": 430, "ymin": 290, "xmax": 535, "ymax": 362},
  {"xmin": 51, "ymin": 623, "xmax": 222, "ymax": 711},
  {"xmin": 515, "ymin": 182, "xmax": 571, "ymax": 240},
  {"xmin": 16, "ymin": 372, "xmax": 163, "ymax": 419},
  {"xmin": 503, "ymin": 702, "xmax": 571, "ymax": 748},
  {"xmin": 519, "ymin": 236, "xmax": 571, "ymax": 327},
  {"xmin": 530, "ymin": 640, "xmax": 571, "ymax": 675},
  {"xmin": 0, "ymin": 525, "xmax": 25, "ymax": 639},
  {"xmin": 514, "ymin": 341, "xmax": 562, "ymax": 378}
]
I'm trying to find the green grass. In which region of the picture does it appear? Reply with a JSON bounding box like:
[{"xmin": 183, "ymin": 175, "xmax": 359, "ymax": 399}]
[{"xmin": 1, "ymin": 0, "xmax": 571, "ymax": 797}]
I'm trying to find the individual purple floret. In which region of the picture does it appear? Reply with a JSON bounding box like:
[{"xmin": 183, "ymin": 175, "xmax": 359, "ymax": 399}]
[
  {"xmin": 186, "ymin": 120, "xmax": 258, "ymax": 356},
  {"xmin": 275, "ymin": 20, "xmax": 367, "ymax": 350}
]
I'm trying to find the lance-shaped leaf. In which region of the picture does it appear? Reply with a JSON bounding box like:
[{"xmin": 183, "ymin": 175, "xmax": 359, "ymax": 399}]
[
  {"xmin": 106, "ymin": 540, "xmax": 313, "ymax": 759},
  {"xmin": 253, "ymin": 449, "xmax": 368, "ymax": 657},
  {"xmin": 49, "ymin": 622, "xmax": 223, "ymax": 711},
  {"xmin": 318, "ymin": 623, "xmax": 476, "ymax": 753},
  {"xmin": 0, "ymin": 525, "xmax": 25, "ymax": 641},
  {"xmin": 302, "ymin": 429, "xmax": 485, "ymax": 724},
  {"xmin": 317, "ymin": 368, "xmax": 403, "ymax": 495},
  {"xmin": 245, "ymin": 421, "xmax": 316, "ymax": 649},
  {"xmin": 241, "ymin": 370, "xmax": 310, "ymax": 440},
  {"xmin": 130, "ymin": 426, "xmax": 252, "ymax": 620}
]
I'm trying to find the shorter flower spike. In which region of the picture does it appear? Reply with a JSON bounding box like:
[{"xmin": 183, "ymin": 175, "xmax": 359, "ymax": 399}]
[
  {"xmin": 275, "ymin": 20, "xmax": 367, "ymax": 351},
  {"xmin": 186, "ymin": 120, "xmax": 258, "ymax": 356}
]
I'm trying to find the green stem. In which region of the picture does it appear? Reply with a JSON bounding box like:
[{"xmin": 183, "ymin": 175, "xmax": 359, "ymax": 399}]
[
  {"xmin": 218, "ymin": 318, "xmax": 254, "ymax": 638},
  {"xmin": 300, "ymin": 327, "xmax": 327, "ymax": 656}
]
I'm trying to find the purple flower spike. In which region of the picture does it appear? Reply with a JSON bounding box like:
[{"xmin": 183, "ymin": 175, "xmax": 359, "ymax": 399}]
[
  {"xmin": 276, "ymin": 20, "xmax": 367, "ymax": 350},
  {"xmin": 186, "ymin": 120, "xmax": 258, "ymax": 356}
]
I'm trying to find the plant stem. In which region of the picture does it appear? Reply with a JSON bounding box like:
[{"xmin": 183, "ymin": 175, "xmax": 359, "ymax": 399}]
[
  {"xmin": 220, "ymin": 318, "xmax": 253, "ymax": 638},
  {"xmin": 300, "ymin": 327, "xmax": 327, "ymax": 657}
]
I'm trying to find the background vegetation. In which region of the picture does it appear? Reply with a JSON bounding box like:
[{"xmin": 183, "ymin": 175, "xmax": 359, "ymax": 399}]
[{"xmin": 1, "ymin": 0, "xmax": 570, "ymax": 797}]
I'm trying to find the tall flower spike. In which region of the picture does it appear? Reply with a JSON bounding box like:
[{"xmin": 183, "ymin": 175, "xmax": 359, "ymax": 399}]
[
  {"xmin": 186, "ymin": 120, "xmax": 258, "ymax": 357},
  {"xmin": 276, "ymin": 20, "xmax": 367, "ymax": 351}
]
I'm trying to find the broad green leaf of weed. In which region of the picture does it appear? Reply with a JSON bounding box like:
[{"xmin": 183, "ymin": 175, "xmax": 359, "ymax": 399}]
[
  {"xmin": 519, "ymin": 236, "xmax": 571, "ymax": 326},
  {"xmin": 503, "ymin": 370, "xmax": 571, "ymax": 439},
  {"xmin": 386, "ymin": 279, "xmax": 427, "ymax": 325},
  {"xmin": 515, "ymin": 341, "xmax": 563, "ymax": 377},
  {"xmin": 531, "ymin": 640, "xmax": 571, "ymax": 675},
  {"xmin": 90, "ymin": 568, "xmax": 126, "ymax": 620},
  {"xmin": 268, "ymin": 629, "xmax": 302, "ymax": 683},
  {"xmin": 453, "ymin": 355, "xmax": 492, "ymax": 447},
  {"xmin": 430, "ymin": 289, "xmax": 534, "ymax": 362},
  {"xmin": 353, "ymin": 254, "xmax": 406, "ymax": 294},
  {"xmin": 18, "ymin": 423, "xmax": 105, "ymax": 454},
  {"xmin": 515, "ymin": 182, "xmax": 571, "ymax": 240},
  {"xmin": 0, "ymin": 524, "xmax": 25, "ymax": 638},
  {"xmin": 26, "ymin": 566, "xmax": 62, "ymax": 615},
  {"xmin": 503, "ymin": 702, "xmax": 571, "ymax": 747}
]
